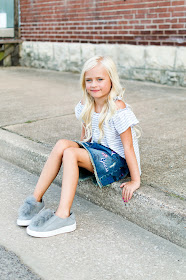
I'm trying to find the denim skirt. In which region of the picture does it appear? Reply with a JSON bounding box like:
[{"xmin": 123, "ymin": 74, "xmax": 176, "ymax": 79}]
[{"xmin": 75, "ymin": 141, "xmax": 129, "ymax": 188}]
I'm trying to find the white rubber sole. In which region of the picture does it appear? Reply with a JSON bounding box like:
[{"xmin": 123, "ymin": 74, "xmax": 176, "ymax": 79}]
[
  {"xmin": 17, "ymin": 206, "xmax": 45, "ymax": 227},
  {"xmin": 17, "ymin": 219, "xmax": 31, "ymax": 226},
  {"xmin": 26, "ymin": 222, "xmax": 76, "ymax": 238}
]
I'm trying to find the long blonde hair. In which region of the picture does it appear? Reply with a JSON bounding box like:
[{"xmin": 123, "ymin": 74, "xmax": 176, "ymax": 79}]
[{"xmin": 80, "ymin": 55, "xmax": 125, "ymax": 142}]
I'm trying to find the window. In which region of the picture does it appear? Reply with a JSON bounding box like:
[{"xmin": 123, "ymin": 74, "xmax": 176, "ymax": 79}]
[{"xmin": 0, "ymin": 0, "xmax": 14, "ymax": 37}]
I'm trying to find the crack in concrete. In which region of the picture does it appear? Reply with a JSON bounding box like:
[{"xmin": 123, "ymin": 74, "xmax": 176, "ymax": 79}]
[
  {"xmin": 141, "ymin": 180, "xmax": 186, "ymax": 201},
  {"xmin": 0, "ymin": 127, "xmax": 52, "ymax": 148},
  {"xmin": 0, "ymin": 112, "xmax": 75, "ymax": 128}
]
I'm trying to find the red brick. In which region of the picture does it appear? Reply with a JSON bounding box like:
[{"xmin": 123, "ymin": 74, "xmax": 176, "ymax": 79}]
[
  {"xmin": 135, "ymin": 14, "xmax": 146, "ymax": 19},
  {"xmin": 158, "ymin": 12, "xmax": 171, "ymax": 18},
  {"xmin": 172, "ymin": 1, "xmax": 185, "ymax": 5},
  {"xmin": 140, "ymin": 20, "xmax": 152, "ymax": 24},
  {"xmin": 130, "ymin": 30, "xmax": 140, "ymax": 35},
  {"xmin": 172, "ymin": 24, "xmax": 185, "ymax": 29},
  {"xmin": 149, "ymin": 7, "xmax": 168, "ymax": 14},
  {"xmin": 179, "ymin": 18, "xmax": 186, "ymax": 23},
  {"xmin": 135, "ymin": 25, "xmax": 145, "ymax": 30},
  {"xmin": 149, "ymin": 41, "xmax": 161, "ymax": 45},
  {"xmin": 168, "ymin": 6, "xmax": 186, "ymax": 12},
  {"xmin": 172, "ymin": 11, "xmax": 185, "ymax": 17},
  {"xmin": 158, "ymin": 1, "xmax": 171, "ymax": 7},
  {"xmin": 165, "ymin": 18, "xmax": 177, "ymax": 23},
  {"xmin": 141, "ymin": 31, "xmax": 151, "ymax": 35},
  {"xmin": 178, "ymin": 30, "xmax": 186, "ymax": 35},
  {"xmin": 138, "ymin": 41, "xmax": 149, "ymax": 45},
  {"xmin": 159, "ymin": 25, "xmax": 170, "ymax": 29},
  {"xmin": 177, "ymin": 42, "xmax": 186, "ymax": 46},
  {"xmin": 152, "ymin": 19, "xmax": 165, "ymax": 24},
  {"xmin": 151, "ymin": 30, "xmax": 164, "ymax": 35},
  {"xmin": 146, "ymin": 13, "xmax": 158, "ymax": 19},
  {"xmin": 164, "ymin": 30, "xmax": 178, "ymax": 35},
  {"xmin": 146, "ymin": 25, "xmax": 157, "ymax": 29}
]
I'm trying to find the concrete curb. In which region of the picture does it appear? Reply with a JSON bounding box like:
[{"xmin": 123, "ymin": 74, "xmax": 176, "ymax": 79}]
[{"xmin": 0, "ymin": 128, "xmax": 185, "ymax": 248}]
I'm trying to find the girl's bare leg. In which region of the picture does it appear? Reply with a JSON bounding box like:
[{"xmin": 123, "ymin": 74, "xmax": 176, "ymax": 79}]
[
  {"xmin": 55, "ymin": 147, "xmax": 93, "ymax": 219},
  {"xmin": 33, "ymin": 139, "xmax": 80, "ymax": 201}
]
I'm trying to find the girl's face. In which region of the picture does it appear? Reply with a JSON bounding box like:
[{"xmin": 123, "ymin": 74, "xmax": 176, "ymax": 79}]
[{"xmin": 85, "ymin": 63, "xmax": 112, "ymax": 101}]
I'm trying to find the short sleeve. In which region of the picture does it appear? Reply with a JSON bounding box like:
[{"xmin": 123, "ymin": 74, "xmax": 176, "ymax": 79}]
[
  {"xmin": 75, "ymin": 101, "xmax": 84, "ymax": 120},
  {"xmin": 112, "ymin": 107, "xmax": 139, "ymax": 135}
]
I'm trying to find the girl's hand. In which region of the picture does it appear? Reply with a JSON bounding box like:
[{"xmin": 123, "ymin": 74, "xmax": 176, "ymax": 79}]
[{"xmin": 120, "ymin": 181, "xmax": 140, "ymax": 202}]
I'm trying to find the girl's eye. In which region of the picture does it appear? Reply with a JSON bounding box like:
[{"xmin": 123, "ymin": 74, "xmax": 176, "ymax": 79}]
[
  {"xmin": 98, "ymin": 78, "xmax": 103, "ymax": 81},
  {"xmin": 86, "ymin": 79, "xmax": 91, "ymax": 82}
]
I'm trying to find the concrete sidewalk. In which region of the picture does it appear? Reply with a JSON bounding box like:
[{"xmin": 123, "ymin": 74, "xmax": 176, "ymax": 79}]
[
  {"xmin": 0, "ymin": 66, "xmax": 185, "ymax": 248},
  {"xmin": 0, "ymin": 158, "xmax": 186, "ymax": 280}
]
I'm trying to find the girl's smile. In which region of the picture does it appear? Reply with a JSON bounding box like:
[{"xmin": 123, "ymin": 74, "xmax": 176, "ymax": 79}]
[{"xmin": 85, "ymin": 64, "xmax": 112, "ymax": 101}]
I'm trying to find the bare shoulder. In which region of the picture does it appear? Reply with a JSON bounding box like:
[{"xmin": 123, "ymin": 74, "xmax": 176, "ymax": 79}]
[{"xmin": 115, "ymin": 100, "xmax": 126, "ymax": 110}]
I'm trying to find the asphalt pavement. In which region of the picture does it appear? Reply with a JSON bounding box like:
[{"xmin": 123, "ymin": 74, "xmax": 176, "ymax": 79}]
[{"xmin": 0, "ymin": 245, "xmax": 42, "ymax": 280}]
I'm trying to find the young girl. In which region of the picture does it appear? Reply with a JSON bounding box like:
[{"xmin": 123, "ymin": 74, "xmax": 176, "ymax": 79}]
[{"xmin": 17, "ymin": 55, "xmax": 141, "ymax": 238}]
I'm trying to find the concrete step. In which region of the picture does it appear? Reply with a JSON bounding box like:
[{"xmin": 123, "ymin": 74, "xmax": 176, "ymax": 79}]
[{"xmin": 0, "ymin": 127, "xmax": 185, "ymax": 248}]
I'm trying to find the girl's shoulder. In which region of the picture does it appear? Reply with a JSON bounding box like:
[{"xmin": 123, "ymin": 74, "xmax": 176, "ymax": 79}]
[
  {"xmin": 115, "ymin": 100, "xmax": 126, "ymax": 110},
  {"xmin": 112, "ymin": 101, "xmax": 139, "ymax": 134},
  {"xmin": 112, "ymin": 100, "xmax": 139, "ymax": 125}
]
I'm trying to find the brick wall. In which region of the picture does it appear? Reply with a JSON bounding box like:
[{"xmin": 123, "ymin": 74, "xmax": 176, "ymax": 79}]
[{"xmin": 20, "ymin": 0, "xmax": 186, "ymax": 46}]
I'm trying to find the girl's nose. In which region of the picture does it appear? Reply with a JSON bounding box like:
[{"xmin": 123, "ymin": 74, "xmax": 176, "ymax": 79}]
[{"xmin": 92, "ymin": 80, "xmax": 97, "ymax": 87}]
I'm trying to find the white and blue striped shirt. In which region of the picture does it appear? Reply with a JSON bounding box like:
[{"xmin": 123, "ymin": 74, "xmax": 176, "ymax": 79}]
[{"xmin": 75, "ymin": 101, "xmax": 141, "ymax": 175}]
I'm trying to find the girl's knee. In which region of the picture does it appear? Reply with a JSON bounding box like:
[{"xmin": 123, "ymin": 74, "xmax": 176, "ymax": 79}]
[
  {"xmin": 63, "ymin": 147, "xmax": 77, "ymax": 160},
  {"xmin": 53, "ymin": 139, "xmax": 69, "ymax": 157}
]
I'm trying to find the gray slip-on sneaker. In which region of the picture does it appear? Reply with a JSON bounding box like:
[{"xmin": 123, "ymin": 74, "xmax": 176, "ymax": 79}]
[
  {"xmin": 17, "ymin": 196, "xmax": 45, "ymax": 226},
  {"xmin": 26, "ymin": 209, "xmax": 76, "ymax": 238}
]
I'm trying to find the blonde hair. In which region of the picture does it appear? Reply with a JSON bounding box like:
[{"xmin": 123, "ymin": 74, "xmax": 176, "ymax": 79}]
[
  {"xmin": 80, "ymin": 55, "xmax": 124, "ymax": 142},
  {"xmin": 79, "ymin": 55, "xmax": 141, "ymax": 142}
]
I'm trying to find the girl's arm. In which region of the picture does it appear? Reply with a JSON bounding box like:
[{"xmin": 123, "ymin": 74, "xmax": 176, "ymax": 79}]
[
  {"xmin": 80, "ymin": 99, "xmax": 85, "ymax": 141},
  {"xmin": 80, "ymin": 125, "xmax": 85, "ymax": 141},
  {"xmin": 120, "ymin": 127, "xmax": 140, "ymax": 202}
]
